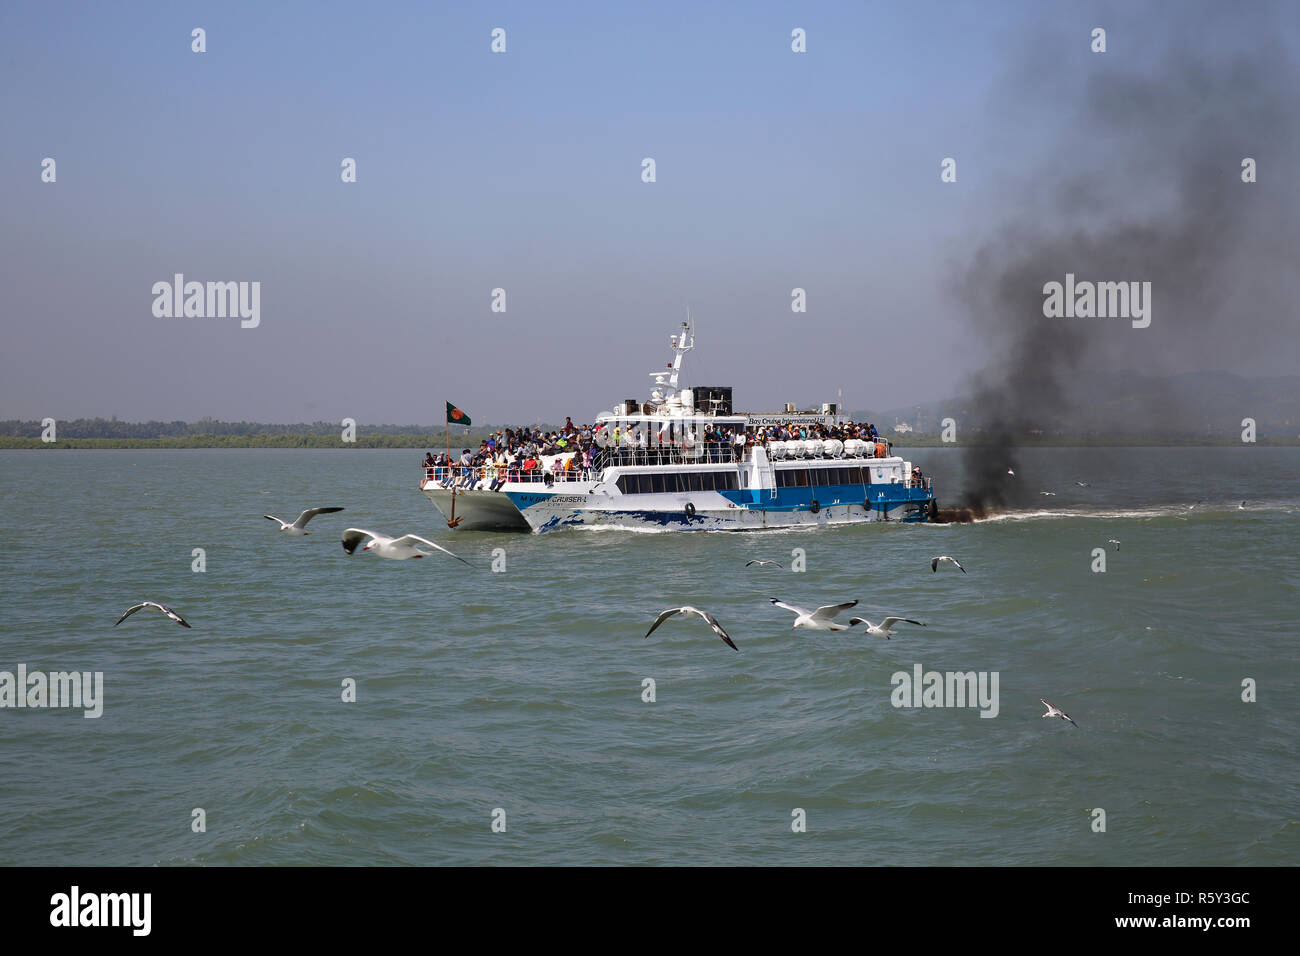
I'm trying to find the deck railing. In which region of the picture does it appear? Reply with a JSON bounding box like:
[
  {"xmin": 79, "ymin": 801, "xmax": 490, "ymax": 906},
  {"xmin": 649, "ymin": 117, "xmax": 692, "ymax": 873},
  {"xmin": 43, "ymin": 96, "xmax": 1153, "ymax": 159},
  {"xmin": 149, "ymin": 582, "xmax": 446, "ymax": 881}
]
[{"xmin": 421, "ymin": 446, "xmax": 933, "ymax": 490}]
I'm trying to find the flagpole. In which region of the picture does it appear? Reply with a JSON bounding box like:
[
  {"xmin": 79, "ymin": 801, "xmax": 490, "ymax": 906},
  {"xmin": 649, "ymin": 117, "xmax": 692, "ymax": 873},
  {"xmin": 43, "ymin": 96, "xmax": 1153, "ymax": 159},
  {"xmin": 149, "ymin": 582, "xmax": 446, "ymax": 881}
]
[{"xmin": 446, "ymin": 412, "xmax": 457, "ymax": 528}]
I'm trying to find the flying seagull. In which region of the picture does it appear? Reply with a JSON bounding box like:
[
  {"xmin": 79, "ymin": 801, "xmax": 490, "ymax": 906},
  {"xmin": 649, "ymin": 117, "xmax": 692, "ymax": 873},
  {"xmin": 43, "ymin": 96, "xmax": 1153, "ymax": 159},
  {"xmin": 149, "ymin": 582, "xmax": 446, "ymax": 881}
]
[
  {"xmin": 770, "ymin": 598, "xmax": 859, "ymax": 631},
  {"xmin": 1108, "ymin": 539, "xmax": 1121, "ymax": 551},
  {"xmin": 114, "ymin": 602, "xmax": 191, "ymax": 628},
  {"xmin": 849, "ymin": 616, "xmax": 926, "ymax": 639},
  {"xmin": 1075, "ymin": 480, "xmax": 1091, "ymax": 487},
  {"xmin": 1007, "ymin": 469, "xmax": 1015, "ymax": 476},
  {"xmin": 745, "ymin": 560, "xmax": 783, "ymax": 568},
  {"xmin": 645, "ymin": 606, "xmax": 737, "ymax": 651},
  {"xmin": 1040, "ymin": 491, "xmax": 1056, "ymax": 497},
  {"xmin": 341, "ymin": 528, "xmax": 473, "ymax": 566},
  {"xmin": 931, "ymin": 555, "xmax": 966, "ymax": 573},
  {"xmin": 264, "ymin": 506, "xmax": 345, "ymax": 535},
  {"xmin": 1239, "ymin": 500, "xmax": 1247, "ymax": 510},
  {"xmin": 1040, "ymin": 698, "xmax": 1078, "ymax": 727}
]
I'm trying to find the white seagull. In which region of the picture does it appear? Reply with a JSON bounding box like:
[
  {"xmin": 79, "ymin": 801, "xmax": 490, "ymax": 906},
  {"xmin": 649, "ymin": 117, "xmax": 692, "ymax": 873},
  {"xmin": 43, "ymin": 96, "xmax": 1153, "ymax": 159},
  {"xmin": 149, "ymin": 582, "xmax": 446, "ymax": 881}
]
[
  {"xmin": 114, "ymin": 602, "xmax": 192, "ymax": 628},
  {"xmin": 931, "ymin": 555, "xmax": 967, "ymax": 573},
  {"xmin": 746, "ymin": 559, "xmax": 783, "ymax": 568},
  {"xmin": 770, "ymin": 598, "xmax": 859, "ymax": 631},
  {"xmin": 341, "ymin": 528, "xmax": 473, "ymax": 566},
  {"xmin": 1040, "ymin": 491, "xmax": 1056, "ymax": 497},
  {"xmin": 1007, "ymin": 469, "xmax": 1015, "ymax": 476},
  {"xmin": 1108, "ymin": 539, "xmax": 1121, "ymax": 551},
  {"xmin": 1075, "ymin": 480, "xmax": 1091, "ymax": 487},
  {"xmin": 264, "ymin": 506, "xmax": 345, "ymax": 535},
  {"xmin": 645, "ymin": 606, "xmax": 737, "ymax": 651},
  {"xmin": 1040, "ymin": 698, "xmax": 1078, "ymax": 727},
  {"xmin": 848, "ymin": 616, "xmax": 926, "ymax": 640}
]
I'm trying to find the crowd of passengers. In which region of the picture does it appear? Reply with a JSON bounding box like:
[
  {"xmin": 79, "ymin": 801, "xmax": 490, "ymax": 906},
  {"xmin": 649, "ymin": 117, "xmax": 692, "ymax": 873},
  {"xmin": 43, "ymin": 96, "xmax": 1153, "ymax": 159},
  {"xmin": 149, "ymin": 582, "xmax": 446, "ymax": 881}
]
[{"xmin": 421, "ymin": 417, "xmax": 911, "ymax": 489}]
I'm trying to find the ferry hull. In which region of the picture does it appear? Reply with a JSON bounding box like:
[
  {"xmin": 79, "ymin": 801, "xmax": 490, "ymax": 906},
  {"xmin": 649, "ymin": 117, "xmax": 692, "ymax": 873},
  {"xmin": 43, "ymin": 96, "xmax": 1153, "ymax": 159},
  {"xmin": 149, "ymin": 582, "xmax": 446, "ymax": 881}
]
[
  {"xmin": 505, "ymin": 489, "xmax": 933, "ymax": 533},
  {"xmin": 422, "ymin": 484, "xmax": 530, "ymax": 531}
]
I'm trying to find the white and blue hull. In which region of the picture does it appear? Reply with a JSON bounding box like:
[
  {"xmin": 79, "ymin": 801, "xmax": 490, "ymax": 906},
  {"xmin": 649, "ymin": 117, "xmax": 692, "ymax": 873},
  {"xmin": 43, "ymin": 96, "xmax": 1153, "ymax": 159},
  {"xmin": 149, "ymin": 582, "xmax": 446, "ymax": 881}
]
[{"xmin": 506, "ymin": 482, "xmax": 934, "ymax": 533}]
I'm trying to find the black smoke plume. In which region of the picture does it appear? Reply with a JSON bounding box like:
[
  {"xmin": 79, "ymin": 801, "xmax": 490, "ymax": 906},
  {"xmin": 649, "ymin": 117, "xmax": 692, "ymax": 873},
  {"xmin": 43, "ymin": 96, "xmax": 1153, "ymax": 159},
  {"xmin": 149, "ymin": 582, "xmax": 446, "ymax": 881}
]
[{"xmin": 946, "ymin": 24, "xmax": 1298, "ymax": 518}]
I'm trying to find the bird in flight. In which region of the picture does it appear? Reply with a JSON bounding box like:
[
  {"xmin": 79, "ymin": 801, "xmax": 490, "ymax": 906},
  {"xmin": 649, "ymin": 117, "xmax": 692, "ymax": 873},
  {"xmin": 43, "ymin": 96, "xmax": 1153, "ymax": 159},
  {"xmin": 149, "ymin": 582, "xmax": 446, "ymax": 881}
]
[
  {"xmin": 1108, "ymin": 539, "xmax": 1121, "ymax": 551},
  {"xmin": 1040, "ymin": 698, "xmax": 1078, "ymax": 727},
  {"xmin": 645, "ymin": 606, "xmax": 737, "ymax": 651},
  {"xmin": 114, "ymin": 602, "xmax": 192, "ymax": 628},
  {"xmin": 264, "ymin": 506, "xmax": 345, "ymax": 535},
  {"xmin": 745, "ymin": 560, "xmax": 783, "ymax": 568},
  {"xmin": 770, "ymin": 598, "xmax": 859, "ymax": 631},
  {"xmin": 849, "ymin": 616, "xmax": 925, "ymax": 640},
  {"xmin": 341, "ymin": 528, "xmax": 473, "ymax": 566},
  {"xmin": 931, "ymin": 555, "xmax": 966, "ymax": 573}
]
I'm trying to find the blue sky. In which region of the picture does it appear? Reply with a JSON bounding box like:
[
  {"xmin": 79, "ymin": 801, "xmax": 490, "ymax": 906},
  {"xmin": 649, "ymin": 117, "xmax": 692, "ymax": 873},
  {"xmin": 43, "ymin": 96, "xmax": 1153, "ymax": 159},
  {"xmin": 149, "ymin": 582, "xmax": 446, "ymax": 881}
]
[{"xmin": 1, "ymin": 1, "xmax": 1295, "ymax": 423}]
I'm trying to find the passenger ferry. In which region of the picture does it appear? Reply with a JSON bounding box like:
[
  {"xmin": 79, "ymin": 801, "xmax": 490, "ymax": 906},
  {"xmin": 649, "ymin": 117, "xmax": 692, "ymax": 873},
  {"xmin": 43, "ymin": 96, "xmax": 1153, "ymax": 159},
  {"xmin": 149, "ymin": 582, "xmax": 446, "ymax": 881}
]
[{"xmin": 420, "ymin": 321, "xmax": 936, "ymax": 532}]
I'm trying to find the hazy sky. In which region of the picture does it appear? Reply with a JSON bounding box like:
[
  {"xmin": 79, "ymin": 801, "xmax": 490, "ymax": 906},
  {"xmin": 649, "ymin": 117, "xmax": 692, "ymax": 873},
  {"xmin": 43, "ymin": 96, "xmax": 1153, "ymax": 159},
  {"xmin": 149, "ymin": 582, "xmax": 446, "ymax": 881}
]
[{"xmin": 1, "ymin": 1, "xmax": 1295, "ymax": 424}]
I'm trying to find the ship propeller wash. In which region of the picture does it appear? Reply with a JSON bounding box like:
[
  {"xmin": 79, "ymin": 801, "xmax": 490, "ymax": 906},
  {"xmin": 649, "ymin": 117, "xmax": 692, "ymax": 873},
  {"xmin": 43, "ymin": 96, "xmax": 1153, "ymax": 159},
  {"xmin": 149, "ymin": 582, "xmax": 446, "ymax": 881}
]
[{"xmin": 421, "ymin": 320, "xmax": 936, "ymax": 532}]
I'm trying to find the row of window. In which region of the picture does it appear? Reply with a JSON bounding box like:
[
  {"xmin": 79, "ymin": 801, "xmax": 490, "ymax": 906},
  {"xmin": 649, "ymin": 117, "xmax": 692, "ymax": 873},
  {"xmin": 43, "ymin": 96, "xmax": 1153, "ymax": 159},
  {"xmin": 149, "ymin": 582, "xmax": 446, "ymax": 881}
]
[
  {"xmin": 776, "ymin": 466, "xmax": 872, "ymax": 487},
  {"xmin": 617, "ymin": 471, "xmax": 740, "ymax": 494}
]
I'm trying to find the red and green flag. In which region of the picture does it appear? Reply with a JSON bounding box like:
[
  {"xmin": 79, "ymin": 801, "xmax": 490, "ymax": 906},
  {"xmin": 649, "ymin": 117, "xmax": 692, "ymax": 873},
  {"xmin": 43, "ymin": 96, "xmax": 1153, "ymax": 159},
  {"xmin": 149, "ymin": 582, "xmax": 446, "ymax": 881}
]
[{"xmin": 446, "ymin": 402, "xmax": 471, "ymax": 427}]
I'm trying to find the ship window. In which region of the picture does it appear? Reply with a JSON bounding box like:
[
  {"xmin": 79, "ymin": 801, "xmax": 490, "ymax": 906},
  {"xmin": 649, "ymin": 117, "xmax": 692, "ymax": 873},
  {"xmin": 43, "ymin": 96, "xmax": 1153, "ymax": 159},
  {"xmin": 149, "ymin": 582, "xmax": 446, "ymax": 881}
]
[
  {"xmin": 686, "ymin": 472, "xmax": 702, "ymax": 492},
  {"xmin": 650, "ymin": 473, "xmax": 665, "ymax": 494},
  {"xmin": 795, "ymin": 469, "xmax": 809, "ymax": 487},
  {"xmin": 723, "ymin": 471, "xmax": 738, "ymax": 490}
]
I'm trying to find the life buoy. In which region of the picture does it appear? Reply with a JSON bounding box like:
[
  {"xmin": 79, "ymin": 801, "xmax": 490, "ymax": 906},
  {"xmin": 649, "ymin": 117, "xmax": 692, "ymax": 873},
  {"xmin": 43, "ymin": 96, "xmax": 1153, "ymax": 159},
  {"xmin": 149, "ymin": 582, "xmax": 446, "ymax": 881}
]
[
  {"xmin": 809, "ymin": 499, "xmax": 820, "ymax": 514},
  {"xmin": 685, "ymin": 502, "xmax": 696, "ymax": 517}
]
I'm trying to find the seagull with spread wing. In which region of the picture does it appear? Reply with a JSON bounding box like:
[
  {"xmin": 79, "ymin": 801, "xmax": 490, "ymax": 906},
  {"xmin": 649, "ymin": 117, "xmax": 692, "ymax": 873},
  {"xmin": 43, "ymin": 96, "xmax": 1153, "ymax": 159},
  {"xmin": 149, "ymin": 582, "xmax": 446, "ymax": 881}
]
[
  {"xmin": 341, "ymin": 528, "xmax": 474, "ymax": 566},
  {"xmin": 769, "ymin": 598, "xmax": 859, "ymax": 631},
  {"xmin": 114, "ymin": 602, "xmax": 192, "ymax": 628},
  {"xmin": 931, "ymin": 555, "xmax": 966, "ymax": 573},
  {"xmin": 645, "ymin": 606, "xmax": 737, "ymax": 651},
  {"xmin": 264, "ymin": 506, "xmax": 345, "ymax": 535},
  {"xmin": 848, "ymin": 616, "xmax": 926, "ymax": 639}
]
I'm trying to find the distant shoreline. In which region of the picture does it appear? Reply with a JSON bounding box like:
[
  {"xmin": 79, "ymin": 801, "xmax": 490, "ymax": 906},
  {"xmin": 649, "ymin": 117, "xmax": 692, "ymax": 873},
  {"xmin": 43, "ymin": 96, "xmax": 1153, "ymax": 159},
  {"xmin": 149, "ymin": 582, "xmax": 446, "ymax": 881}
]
[{"xmin": 2, "ymin": 435, "xmax": 1295, "ymax": 449}]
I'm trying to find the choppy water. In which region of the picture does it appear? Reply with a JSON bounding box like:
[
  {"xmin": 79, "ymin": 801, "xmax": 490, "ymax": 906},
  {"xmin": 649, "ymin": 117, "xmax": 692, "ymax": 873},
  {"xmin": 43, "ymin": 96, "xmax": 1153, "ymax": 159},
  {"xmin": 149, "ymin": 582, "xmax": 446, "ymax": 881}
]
[{"xmin": 0, "ymin": 447, "xmax": 1296, "ymax": 865}]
